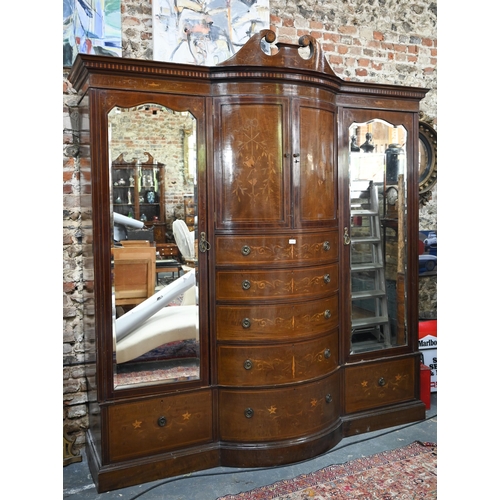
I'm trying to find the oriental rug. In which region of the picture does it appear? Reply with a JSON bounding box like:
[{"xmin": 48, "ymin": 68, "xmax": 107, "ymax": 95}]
[{"xmin": 217, "ymin": 441, "xmax": 437, "ymax": 499}]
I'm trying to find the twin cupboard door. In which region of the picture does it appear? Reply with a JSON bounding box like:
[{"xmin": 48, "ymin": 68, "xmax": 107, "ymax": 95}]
[{"xmin": 213, "ymin": 96, "xmax": 337, "ymax": 230}]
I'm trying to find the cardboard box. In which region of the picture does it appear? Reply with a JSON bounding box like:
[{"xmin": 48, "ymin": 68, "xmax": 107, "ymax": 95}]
[{"xmin": 418, "ymin": 320, "xmax": 437, "ymax": 392}]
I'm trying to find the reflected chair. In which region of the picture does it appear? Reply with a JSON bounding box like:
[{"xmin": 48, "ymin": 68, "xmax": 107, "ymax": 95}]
[
  {"xmin": 113, "ymin": 246, "xmax": 156, "ymax": 307},
  {"xmin": 172, "ymin": 219, "xmax": 196, "ymax": 266}
]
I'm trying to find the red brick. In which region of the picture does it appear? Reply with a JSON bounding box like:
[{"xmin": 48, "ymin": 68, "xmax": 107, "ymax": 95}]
[
  {"xmin": 328, "ymin": 55, "xmax": 344, "ymax": 66},
  {"xmin": 282, "ymin": 17, "xmax": 294, "ymax": 28},
  {"xmin": 309, "ymin": 21, "xmax": 323, "ymax": 30},
  {"xmin": 64, "ymin": 282, "xmax": 76, "ymax": 293},
  {"xmin": 394, "ymin": 44, "xmax": 406, "ymax": 53},
  {"xmin": 355, "ymin": 68, "xmax": 368, "ymax": 76},
  {"xmin": 270, "ymin": 15, "xmax": 281, "ymax": 26},
  {"xmin": 358, "ymin": 58, "xmax": 370, "ymax": 67},
  {"xmin": 373, "ymin": 31, "xmax": 384, "ymax": 41},
  {"xmin": 422, "ymin": 38, "xmax": 433, "ymax": 47},
  {"xmin": 337, "ymin": 45, "xmax": 349, "ymax": 55},
  {"xmin": 339, "ymin": 25, "xmax": 357, "ymax": 35},
  {"xmin": 324, "ymin": 32, "xmax": 340, "ymax": 43}
]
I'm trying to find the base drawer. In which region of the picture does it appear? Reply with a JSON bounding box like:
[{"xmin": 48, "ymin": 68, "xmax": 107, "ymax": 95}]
[
  {"xmin": 344, "ymin": 357, "xmax": 416, "ymax": 414},
  {"xmin": 107, "ymin": 389, "xmax": 213, "ymax": 462},
  {"xmin": 219, "ymin": 372, "xmax": 340, "ymax": 442},
  {"xmin": 218, "ymin": 331, "xmax": 338, "ymax": 385}
]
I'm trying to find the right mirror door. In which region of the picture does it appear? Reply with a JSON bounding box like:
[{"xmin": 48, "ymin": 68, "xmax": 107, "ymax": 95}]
[{"xmin": 348, "ymin": 119, "xmax": 407, "ymax": 354}]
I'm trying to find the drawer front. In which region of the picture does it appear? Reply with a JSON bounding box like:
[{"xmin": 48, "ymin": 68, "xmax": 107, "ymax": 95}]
[
  {"xmin": 216, "ymin": 263, "xmax": 338, "ymax": 301},
  {"xmin": 219, "ymin": 372, "xmax": 340, "ymax": 442},
  {"xmin": 157, "ymin": 244, "xmax": 179, "ymax": 258},
  {"xmin": 215, "ymin": 231, "xmax": 338, "ymax": 266},
  {"xmin": 216, "ymin": 295, "xmax": 338, "ymax": 341},
  {"xmin": 107, "ymin": 390, "xmax": 213, "ymax": 462},
  {"xmin": 218, "ymin": 332, "xmax": 338, "ymax": 386},
  {"xmin": 344, "ymin": 357, "xmax": 416, "ymax": 414}
]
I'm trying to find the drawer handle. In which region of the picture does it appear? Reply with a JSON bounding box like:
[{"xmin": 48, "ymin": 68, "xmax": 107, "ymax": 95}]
[
  {"xmin": 324, "ymin": 309, "xmax": 331, "ymax": 319},
  {"xmin": 378, "ymin": 377, "xmax": 386, "ymax": 387},
  {"xmin": 244, "ymin": 408, "xmax": 254, "ymax": 418},
  {"xmin": 323, "ymin": 240, "xmax": 330, "ymax": 251},
  {"xmin": 325, "ymin": 394, "xmax": 332, "ymax": 404},
  {"xmin": 242, "ymin": 279, "xmax": 251, "ymax": 290},
  {"xmin": 243, "ymin": 359, "xmax": 253, "ymax": 370},
  {"xmin": 241, "ymin": 245, "xmax": 251, "ymax": 256},
  {"xmin": 323, "ymin": 274, "xmax": 330, "ymax": 284},
  {"xmin": 242, "ymin": 318, "xmax": 251, "ymax": 329},
  {"xmin": 324, "ymin": 348, "xmax": 331, "ymax": 359},
  {"xmin": 157, "ymin": 416, "xmax": 167, "ymax": 427}
]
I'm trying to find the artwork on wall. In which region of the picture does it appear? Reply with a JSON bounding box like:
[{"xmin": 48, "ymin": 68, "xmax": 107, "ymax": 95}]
[
  {"xmin": 153, "ymin": 0, "xmax": 270, "ymax": 65},
  {"xmin": 63, "ymin": 0, "xmax": 122, "ymax": 67}
]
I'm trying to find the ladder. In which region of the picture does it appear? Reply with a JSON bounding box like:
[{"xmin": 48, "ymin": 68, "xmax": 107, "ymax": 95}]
[{"xmin": 350, "ymin": 180, "xmax": 391, "ymax": 350}]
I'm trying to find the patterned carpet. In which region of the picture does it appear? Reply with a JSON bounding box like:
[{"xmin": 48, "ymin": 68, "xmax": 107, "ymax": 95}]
[{"xmin": 217, "ymin": 441, "xmax": 437, "ymax": 499}]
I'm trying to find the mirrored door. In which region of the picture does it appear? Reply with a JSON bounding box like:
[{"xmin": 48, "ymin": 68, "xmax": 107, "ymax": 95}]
[
  {"xmin": 347, "ymin": 119, "xmax": 408, "ymax": 354},
  {"xmin": 108, "ymin": 103, "xmax": 200, "ymax": 389}
]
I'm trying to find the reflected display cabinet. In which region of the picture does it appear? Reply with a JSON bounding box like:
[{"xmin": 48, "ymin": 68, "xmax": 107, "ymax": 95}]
[{"xmin": 68, "ymin": 30, "xmax": 428, "ymax": 492}]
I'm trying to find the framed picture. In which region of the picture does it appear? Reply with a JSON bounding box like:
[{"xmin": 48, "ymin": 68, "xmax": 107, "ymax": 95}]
[
  {"xmin": 153, "ymin": 0, "xmax": 270, "ymax": 65},
  {"xmin": 63, "ymin": 0, "xmax": 122, "ymax": 67}
]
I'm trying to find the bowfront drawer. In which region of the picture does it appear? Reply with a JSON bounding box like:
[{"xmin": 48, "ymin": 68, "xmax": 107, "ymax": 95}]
[
  {"xmin": 216, "ymin": 263, "xmax": 338, "ymax": 301},
  {"xmin": 217, "ymin": 295, "xmax": 338, "ymax": 341},
  {"xmin": 107, "ymin": 390, "xmax": 213, "ymax": 462},
  {"xmin": 344, "ymin": 357, "xmax": 416, "ymax": 414},
  {"xmin": 219, "ymin": 372, "xmax": 340, "ymax": 442},
  {"xmin": 218, "ymin": 331, "xmax": 338, "ymax": 385},
  {"xmin": 215, "ymin": 231, "xmax": 338, "ymax": 267}
]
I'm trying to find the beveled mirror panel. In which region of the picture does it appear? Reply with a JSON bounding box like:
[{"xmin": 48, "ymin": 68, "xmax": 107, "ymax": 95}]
[
  {"xmin": 108, "ymin": 104, "xmax": 200, "ymax": 388},
  {"xmin": 348, "ymin": 119, "xmax": 407, "ymax": 354}
]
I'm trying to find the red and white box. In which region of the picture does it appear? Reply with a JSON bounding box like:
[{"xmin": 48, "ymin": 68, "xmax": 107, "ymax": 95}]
[{"xmin": 418, "ymin": 320, "xmax": 437, "ymax": 392}]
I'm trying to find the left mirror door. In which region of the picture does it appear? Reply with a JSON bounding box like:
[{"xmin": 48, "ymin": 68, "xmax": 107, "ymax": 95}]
[{"xmin": 108, "ymin": 103, "xmax": 200, "ymax": 389}]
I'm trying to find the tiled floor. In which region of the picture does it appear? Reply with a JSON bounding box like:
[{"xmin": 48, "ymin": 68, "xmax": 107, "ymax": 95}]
[{"xmin": 63, "ymin": 393, "xmax": 437, "ymax": 499}]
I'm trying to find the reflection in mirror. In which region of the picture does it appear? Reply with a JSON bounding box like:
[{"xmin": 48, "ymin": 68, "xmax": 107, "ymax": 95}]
[
  {"xmin": 348, "ymin": 119, "xmax": 407, "ymax": 354},
  {"xmin": 108, "ymin": 104, "xmax": 199, "ymax": 388}
]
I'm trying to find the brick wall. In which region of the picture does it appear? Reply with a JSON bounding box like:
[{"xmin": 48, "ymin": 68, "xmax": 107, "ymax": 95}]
[{"xmin": 63, "ymin": 0, "xmax": 437, "ymax": 453}]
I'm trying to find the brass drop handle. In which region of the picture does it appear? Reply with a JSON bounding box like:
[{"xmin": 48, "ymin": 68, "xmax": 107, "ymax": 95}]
[
  {"xmin": 343, "ymin": 227, "xmax": 351, "ymax": 245},
  {"xmin": 325, "ymin": 394, "xmax": 332, "ymax": 404},
  {"xmin": 243, "ymin": 359, "xmax": 253, "ymax": 370},
  {"xmin": 199, "ymin": 232, "xmax": 211, "ymax": 253},
  {"xmin": 242, "ymin": 318, "xmax": 251, "ymax": 328},
  {"xmin": 378, "ymin": 377, "xmax": 386, "ymax": 387},
  {"xmin": 242, "ymin": 279, "xmax": 251, "ymax": 290},
  {"xmin": 244, "ymin": 408, "xmax": 254, "ymax": 418},
  {"xmin": 157, "ymin": 416, "xmax": 167, "ymax": 427},
  {"xmin": 324, "ymin": 348, "xmax": 331, "ymax": 359},
  {"xmin": 323, "ymin": 241, "xmax": 330, "ymax": 251},
  {"xmin": 323, "ymin": 274, "xmax": 330, "ymax": 284},
  {"xmin": 324, "ymin": 309, "xmax": 331, "ymax": 319}
]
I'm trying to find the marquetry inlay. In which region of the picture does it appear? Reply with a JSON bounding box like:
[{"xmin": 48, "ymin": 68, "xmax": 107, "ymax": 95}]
[{"xmin": 132, "ymin": 420, "xmax": 142, "ymax": 429}]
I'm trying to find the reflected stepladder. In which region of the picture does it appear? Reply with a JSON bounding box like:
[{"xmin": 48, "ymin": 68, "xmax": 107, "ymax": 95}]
[
  {"xmin": 348, "ymin": 119, "xmax": 408, "ymax": 354},
  {"xmin": 108, "ymin": 103, "xmax": 200, "ymax": 388}
]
